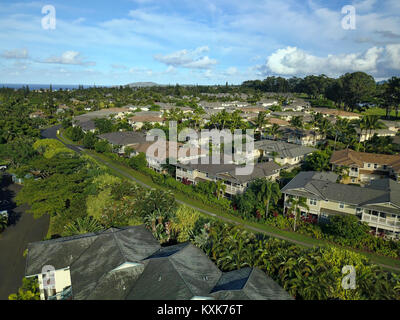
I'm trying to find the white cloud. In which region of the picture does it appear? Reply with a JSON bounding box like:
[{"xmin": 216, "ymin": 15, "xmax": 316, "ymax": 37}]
[
  {"xmin": 154, "ymin": 46, "xmax": 217, "ymax": 69},
  {"xmin": 1, "ymin": 48, "xmax": 29, "ymax": 59},
  {"xmin": 43, "ymin": 51, "xmax": 95, "ymax": 66},
  {"xmin": 261, "ymin": 45, "xmax": 400, "ymax": 78}
]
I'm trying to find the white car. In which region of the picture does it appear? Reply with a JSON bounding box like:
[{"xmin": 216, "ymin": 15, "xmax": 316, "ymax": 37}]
[{"xmin": 0, "ymin": 165, "xmax": 7, "ymax": 170}]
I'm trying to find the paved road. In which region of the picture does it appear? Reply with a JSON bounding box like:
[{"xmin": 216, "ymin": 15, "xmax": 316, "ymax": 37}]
[
  {"xmin": 43, "ymin": 126, "xmax": 400, "ymax": 272},
  {"xmin": 0, "ymin": 179, "xmax": 49, "ymax": 300}
]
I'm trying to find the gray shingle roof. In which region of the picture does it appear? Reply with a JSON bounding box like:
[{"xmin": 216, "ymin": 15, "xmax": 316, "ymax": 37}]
[
  {"xmin": 282, "ymin": 171, "xmax": 400, "ymax": 210},
  {"xmin": 210, "ymin": 267, "xmax": 294, "ymax": 300},
  {"xmin": 25, "ymin": 226, "xmax": 292, "ymax": 300},
  {"xmin": 254, "ymin": 140, "xmax": 316, "ymax": 158},
  {"xmin": 98, "ymin": 131, "xmax": 147, "ymax": 146}
]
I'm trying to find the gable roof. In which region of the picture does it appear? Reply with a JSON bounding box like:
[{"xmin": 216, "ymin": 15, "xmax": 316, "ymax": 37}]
[
  {"xmin": 98, "ymin": 131, "xmax": 147, "ymax": 146},
  {"xmin": 254, "ymin": 140, "xmax": 316, "ymax": 158},
  {"xmin": 210, "ymin": 267, "xmax": 293, "ymax": 300},
  {"xmin": 330, "ymin": 149, "xmax": 400, "ymax": 172},
  {"xmin": 25, "ymin": 226, "xmax": 292, "ymax": 300},
  {"xmin": 282, "ymin": 171, "xmax": 400, "ymax": 209}
]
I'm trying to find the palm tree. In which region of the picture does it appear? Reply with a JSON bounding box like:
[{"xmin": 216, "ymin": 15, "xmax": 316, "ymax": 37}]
[
  {"xmin": 287, "ymin": 196, "xmax": 309, "ymax": 232},
  {"xmin": 267, "ymin": 124, "xmax": 281, "ymax": 140},
  {"xmin": 63, "ymin": 216, "xmax": 102, "ymax": 236},
  {"xmin": 257, "ymin": 180, "xmax": 281, "ymax": 218},
  {"xmin": 290, "ymin": 116, "xmax": 303, "ymax": 129},
  {"xmin": 255, "ymin": 112, "xmax": 267, "ymax": 134},
  {"xmin": 357, "ymin": 117, "xmax": 369, "ymax": 150},
  {"xmin": 215, "ymin": 180, "xmax": 227, "ymax": 200}
]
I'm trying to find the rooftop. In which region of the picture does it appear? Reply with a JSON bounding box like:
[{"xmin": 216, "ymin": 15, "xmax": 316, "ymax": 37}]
[{"xmin": 25, "ymin": 226, "xmax": 292, "ymax": 300}]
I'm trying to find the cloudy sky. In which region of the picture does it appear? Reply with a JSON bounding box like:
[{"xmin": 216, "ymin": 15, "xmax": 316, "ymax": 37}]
[{"xmin": 0, "ymin": 0, "xmax": 399, "ymax": 85}]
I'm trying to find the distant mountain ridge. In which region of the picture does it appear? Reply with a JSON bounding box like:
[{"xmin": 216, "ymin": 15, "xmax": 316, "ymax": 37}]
[{"xmin": 125, "ymin": 82, "xmax": 161, "ymax": 87}]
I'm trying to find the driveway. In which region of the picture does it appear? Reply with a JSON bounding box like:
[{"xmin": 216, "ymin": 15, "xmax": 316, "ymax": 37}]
[{"xmin": 0, "ymin": 176, "xmax": 49, "ymax": 300}]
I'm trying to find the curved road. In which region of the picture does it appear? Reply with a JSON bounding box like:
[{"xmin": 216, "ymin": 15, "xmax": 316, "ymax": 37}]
[
  {"xmin": 0, "ymin": 179, "xmax": 49, "ymax": 299},
  {"xmin": 42, "ymin": 126, "xmax": 400, "ymax": 272}
]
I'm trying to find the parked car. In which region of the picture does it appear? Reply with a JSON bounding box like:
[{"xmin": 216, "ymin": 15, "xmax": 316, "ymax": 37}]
[{"xmin": 0, "ymin": 165, "xmax": 7, "ymax": 170}]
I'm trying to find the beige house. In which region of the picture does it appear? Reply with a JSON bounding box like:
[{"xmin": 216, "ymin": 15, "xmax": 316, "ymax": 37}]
[
  {"xmin": 356, "ymin": 128, "xmax": 396, "ymax": 142},
  {"xmin": 129, "ymin": 115, "xmax": 166, "ymax": 130},
  {"xmin": 330, "ymin": 148, "xmax": 400, "ymax": 184},
  {"xmin": 278, "ymin": 127, "xmax": 324, "ymax": 146},
  {"xmin": 312, "ymin": 108, "xmax": 361, "ymax": 120},
  {"xmin": 282, "ymin": 171, "xmax": 400, "ymax": 240},
  {"xmin": 254, "ymin": 140, "xmax": 316, "ymax": 166},
  {"xmin": 175, "ymin": 159, "xmax": 281, "ymax": 197}
]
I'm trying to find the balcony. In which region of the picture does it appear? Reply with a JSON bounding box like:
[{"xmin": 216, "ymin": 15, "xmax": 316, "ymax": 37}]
[{"xmin": 362, "ymin": 213, "xmax": 400, "ymax": 229}]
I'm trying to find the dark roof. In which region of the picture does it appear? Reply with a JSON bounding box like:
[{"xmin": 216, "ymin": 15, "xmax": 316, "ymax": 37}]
[
  {"xmin": 77, "ymin": 120, "xmax": 96, "ymax": 131},
  {"xmin": 219, "ymin": 161, "xmax": 281, "ymax": 184},
  {"xmin": 210, "ymin": 267, "xmax": 294, "ymax": 300},
  {"xmin": 282, "ymin": 171, "xmax": 400, "ymax": 209},
  {"xmin": 98, "ymin": 131, "xmax": 147, "ymax": 146},
  {"xmin": 254, "ymin": 140, "xmax": 316, "ymax": 158},
  {"xmin": 25, "ymin": 226, "xmax": 292, "ymax": 300}
]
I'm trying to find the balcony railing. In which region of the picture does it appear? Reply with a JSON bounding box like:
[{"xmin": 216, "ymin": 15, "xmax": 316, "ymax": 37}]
[{"xmin": 362, "ymin": 213, "xmax": 400, "ymax": 228}]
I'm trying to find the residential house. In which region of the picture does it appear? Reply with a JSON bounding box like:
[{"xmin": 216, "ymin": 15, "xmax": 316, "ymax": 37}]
[
  {"xmin": 175, "ymin": 157, "xmax": 281, "ymax": 197},
  {"xmin": 312, "ymin": 108, "xmax": 361, "ymax": 120},
  {"xmin": 128, "ymin": 112, "xmax": 165, "ymax": 130},
  {"xmin": 75, "ymin": 120, "xmax": 96, "ymax": 133},
  {"xmin": 29, "ymin": 110, "xmax": 46, "ymax": 119},
  {"xmin": 330, "ymin": 149, "xmax": 400, "ymax": 184},
  {"xmin": 254, "ymin": 140, "xmax": 316, "ymax": 166},
  {"xmin": 281, "ymin": 171, "xmax": 400, "ymax": 239},
  {"xmin": 270, "ymin": 111, "xmax": 305, "ymax": 121},
  {"xmin": 356, "ymin": 128, "xmax": 396, "ymax": 142},
  {"xmin": 380, "ymin": 120, "xmax": 400, "ymax": 133},
  {"xmin": 24, "ymin": 226, "xmax": 293, "ymax": 300},
  {"xmin": 97, "ymin": 131, "xmax": 148, "ymax": 154},
  {"xmin": 278, "ymin": 127, "xmax": 324, "ymax": 146}
]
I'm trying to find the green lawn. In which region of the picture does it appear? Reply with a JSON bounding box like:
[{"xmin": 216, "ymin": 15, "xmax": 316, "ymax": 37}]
[
  {"xmin": 362, "ymin": 107, "xmax": 399, "ymax": 119},
  {"xmin": 56, "ymin": 130, "xmax": 400, "ymax": 271},
  {"xmin": 86, "ymin": 150, "xmax": 400, "ymax": 271}
]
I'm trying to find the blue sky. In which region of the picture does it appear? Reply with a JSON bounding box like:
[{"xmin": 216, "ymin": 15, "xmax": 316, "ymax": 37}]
[{"xmin": 0, "ymin": 0, "xmax": 399, "ymax": 85}]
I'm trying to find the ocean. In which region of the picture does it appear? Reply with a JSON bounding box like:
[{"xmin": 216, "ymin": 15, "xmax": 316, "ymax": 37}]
[{"xmin": 0, "ymin": 84, "xmax": 105, "ymax": 90}]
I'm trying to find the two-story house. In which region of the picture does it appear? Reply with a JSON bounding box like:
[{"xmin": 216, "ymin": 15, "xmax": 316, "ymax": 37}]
[
  {"xmin": 281, "ymin": 171, "xmax": 400, "ymax": 240},
  {"xmin": 330, "ymin": 149, "xmax": 400, "ymax": 184},
  {"xmin": 175, "ymin": 158, "xmax": 281, "ymax": 197},
  {"xmin": 253, "ymin": 140, "xmax": 316, "ymax": 166}
]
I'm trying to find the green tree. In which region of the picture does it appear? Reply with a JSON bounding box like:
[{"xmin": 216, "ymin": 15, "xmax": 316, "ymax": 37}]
[
  {"xmin": 256, "ymin": 180, "xmax": 281, "ymax": 218},
  {"xmin": 287, "ymin": 196, "xmax": 309, "ymax": 232},
  {"xmin": 302, "ymin": 150, "xmax": 331, "ymax": 172},
  {"xmin": 82, "ymin": 132, "xmax": 97, "ymax": 149},
  {"xmin": 322, "ymin": 215, "xmax": 370, "ymax": 241},
  {"xmin": 94, "ymin": 140, "xmax": 111, "ymax": 153},
  {"xmin": 8, "ymin": 277, "xmax": 40, "ymax": 300},
  {"xmin": 341, "ymin": 72, "xmax": 376, "ymax": 112}
]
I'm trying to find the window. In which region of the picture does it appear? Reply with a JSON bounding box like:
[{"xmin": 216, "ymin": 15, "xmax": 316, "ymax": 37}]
[
  {"xmin": 367, "ymin": 163, "xmax": 371, "ymax": 168},
  {"xmin": 310, "ymin": 199, "xmax": 317, "ymax": 206},
  {"xmin": 374, "ymin": 164, "xmax": 378, "ymax": 169},
  {"xmin": 339, "ymin": 202, "xmax": 345, "ymax": 209}
]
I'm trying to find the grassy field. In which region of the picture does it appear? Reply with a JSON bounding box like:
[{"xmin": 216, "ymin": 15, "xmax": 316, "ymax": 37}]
[
  {"xmin": 86, "ymin": 149, "xmax": 400, "ymax": 270},
  {"xmin": 56, "ymin": 129, "xmax": 400, "ymax": 271},
  {"xmin": 362, "ymin": 107, "xmax": 399, "ymax": 119}
]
